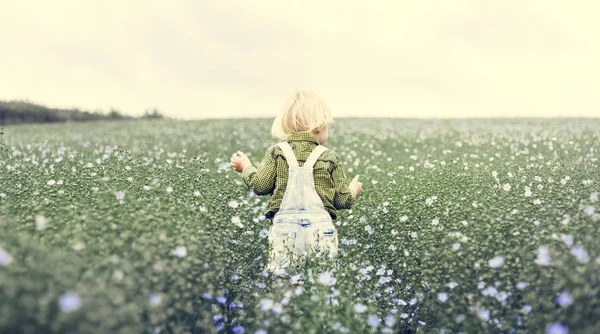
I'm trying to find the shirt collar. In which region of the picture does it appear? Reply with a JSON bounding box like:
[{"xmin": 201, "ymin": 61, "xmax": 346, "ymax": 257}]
[{"xmin": 286, "ymin": 132, "xmax": 320, "ymax": 145}]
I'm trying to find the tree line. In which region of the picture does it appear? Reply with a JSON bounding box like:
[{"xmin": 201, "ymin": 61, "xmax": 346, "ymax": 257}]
[{"xmin": 0, "ymin": 100, "xmax": 165, "ymax": 125}]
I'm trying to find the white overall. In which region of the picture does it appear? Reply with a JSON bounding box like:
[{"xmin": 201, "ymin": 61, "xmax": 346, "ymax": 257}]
[{"xmin": 267, "ymin": 142, "xmax": 339, "ymax": 277}]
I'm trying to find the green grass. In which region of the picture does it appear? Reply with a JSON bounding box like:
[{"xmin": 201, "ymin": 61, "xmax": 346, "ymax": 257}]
[{"xmin": 1, "ymin": 118, "xmax": 599, "ymax": 333}]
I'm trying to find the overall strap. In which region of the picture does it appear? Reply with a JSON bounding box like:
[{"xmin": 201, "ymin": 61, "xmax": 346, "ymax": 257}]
[
  {"xmin": 304, "ymin": 145, "xmax": 328, "ymax": 169},
  {"xmin": 276, "ymin": 142, "xmax": 299, "ymax": 168}
]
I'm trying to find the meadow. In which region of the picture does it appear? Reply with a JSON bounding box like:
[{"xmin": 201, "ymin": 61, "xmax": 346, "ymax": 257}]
[{"xmin": 0, "ymin": 118, "xmax": 599, "ymax": 333}]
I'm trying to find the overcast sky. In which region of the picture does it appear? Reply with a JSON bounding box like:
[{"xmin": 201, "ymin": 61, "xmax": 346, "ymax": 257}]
[{"xmin": 1, "ymin": 1, "xmax": 599, "ymax": 119}]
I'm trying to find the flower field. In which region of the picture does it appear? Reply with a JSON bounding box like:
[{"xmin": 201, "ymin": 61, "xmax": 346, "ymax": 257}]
[{"xmin": 0, "ymin": 118, "xmax": 599, "ymax": 333}]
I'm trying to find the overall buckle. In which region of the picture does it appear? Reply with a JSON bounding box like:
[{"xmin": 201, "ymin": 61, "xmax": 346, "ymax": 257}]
[{"xmin": 297, "ymin": 218, "xmax": 311, "ymax": 227}]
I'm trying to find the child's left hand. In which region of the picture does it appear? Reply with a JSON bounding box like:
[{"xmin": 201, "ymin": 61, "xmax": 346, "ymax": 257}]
[{"xmin": 230, "ymin": 151, "xmax": 251, "ymax": 172}]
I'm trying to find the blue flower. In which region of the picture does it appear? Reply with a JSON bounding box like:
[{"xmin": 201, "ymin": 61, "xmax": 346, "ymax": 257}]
[
  {"xmin": 570, "ymin": 246, "xmax": 590, "ymax": 263},
  {"xmin": 59, "ymin": 292, "xmax": 82, "ymax": 312},
  {"xmin": 216, "ymin": 296, "xmax": 227, "ymax": 304},
  {"xmin": 149, "ymin": 294, "xmax": 161, "ymax": 306},
  {"xmin": 546, "ymin": 323, "xmax": 568, "ymax": 334},
  {"xmin": 233, "ymin": 326, "xmax": 245, "ymax": 334},
  {"xmin": 556, "ymin": 293, "xmax": 573, "ymax": 307},
  {"xmin": 212, "ymin": 314, "xmax": 223, "ymax": 323}
]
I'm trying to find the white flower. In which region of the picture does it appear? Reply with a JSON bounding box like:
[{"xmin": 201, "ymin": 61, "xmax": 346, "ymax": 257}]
[
  {"xmin": 59, "ymin": 292, "xmax": 82, "ymax": 312},
  {"xmin": 228, "ymin": 200, "xmax": 239, "ymax": 208},
  {"xmin": 488, "ymin": 256, "xmax": 505, "ymax": 268},
  {"xmin": 166, "ymin": 186, "xmax": 173, "ymax": 193},
  {"xmin": 583, "ymin": 205, "xmax": 595, "ymax": 216},
  {"xmin": 561, "ymin": 234, "xmax": 574, "ymax": 247},
  {"xmin": 495, "ymin": 291, "xmax": 509, "ymax": 302},
  {"xmin": 476, "ymin": 308, "xmax": 490, "ymax": 321},
  {"xmin": 231, "ymin": 216, "xmax": 243, "ymax": 228},
  {"xmin": 591, "ymin": 192, "xmax": 598, "ymax": 202},
  {"xmin": 259, "ymin": 229, "xmax": 268, "ymax": 238},
  {"xmin": 353, "ymin": 303, "xmax": 367, "ymax": 313},
  {"xmin": 524, "ymin": 186, "xmax": 532, "ymax": 197},
  {"xmin": 317, "ymin": 271, "xmax": 337, "ymax": 286},
  {"xmin": 452, "ymin": 243, "xmax": 461, "ymax": 250},
  {"xmin": 35, "ymin": 215, "xmax": 48, "ymax": 231},
  {"xmin": 72, "ymin": 241, "xmax": 85, "ymax": 251},
  {"xmin": 533, "ymin": 199, "xmax": 542, "ymax": 205},
  {"xmin": 482, "ymin": 286, "xmax": 498, "ymax": 297},
  {"xmin": 260, "ymin": 298, "xmax": 274, "ymax": 311},
  {"xmin": 521, "ymin": 305, "xmax": 532, "ymax": 314},
  {"xmin": 113, "ymin": 270, "xmax": 124, "ymax": 281},
  {"xmin": 431, "ymin": 218, "xmax": 439, "ymax": 226},
  {"xmin": 377, "ymin": 276, "xmax": 392, "ymax": 286},
  {"xmin": 368, "ymin": 315, "xmax": 380, "ymax": 329},
  {"xmin": 503, "ymin": 183, "xmax": 511, "ymax": 192},
  {"xmin": 536, "ymin": 246, "xmax": 551, "ymax": 266},
  {"xmin": 516, "ymin": 282, "xmax": 527, "ymax": 290},
  {"xmin": 47, "ymin": 180, "xmax": 56, "ymax": 186},
  {"xmin": 400, "ymin": 215, "xmax": 409, "ymax": 222},
  {"xmin": 289, "ymin": 274, "xmax": 302, "ymax": 285},
  {"xmin": 437, "ymin": 292, "xmax": 448, "ymax": 303},
  {"xmin": 425, "ymin": 198, "xmax": 434, "ymax": 206},
  {"xmin": 193, "ymin": 190, "xmax": 201, "ymax": 197},
  {"xmin": 115, "ymin": 191, "xmax": 125, "ymax": 201},
  {"xmin": 174, "ymin": 246, "xmax": 187, "ymax": 258},
  {"xmin": 0, "ymin": 248, "xmax": 13, "ymax": 266},
  {"xmin": 448, "ymin": 282, "xmax": 458, "ymax": 290}
]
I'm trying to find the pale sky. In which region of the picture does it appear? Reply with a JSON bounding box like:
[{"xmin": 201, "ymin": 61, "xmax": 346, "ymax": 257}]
[{"xmin": 1, "ymin": 0, "xmax": 599, "ymax": 119}]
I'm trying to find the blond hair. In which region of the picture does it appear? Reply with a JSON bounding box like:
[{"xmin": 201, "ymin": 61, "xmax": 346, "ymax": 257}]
[{"xmin": 271, "ymin": 90, "xmax": 334, "ymax": 140}]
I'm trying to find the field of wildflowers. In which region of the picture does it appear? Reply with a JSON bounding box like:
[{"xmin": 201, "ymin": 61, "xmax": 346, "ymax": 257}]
[{"xmin": 1, "ymin": 118, "xmax": 599, "ymax": 333}]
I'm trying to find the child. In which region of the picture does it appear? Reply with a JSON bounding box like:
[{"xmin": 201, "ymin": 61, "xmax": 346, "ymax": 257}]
[{"xmin": 230, "ymin": 90, "xmax": 363, "ymax": 277}]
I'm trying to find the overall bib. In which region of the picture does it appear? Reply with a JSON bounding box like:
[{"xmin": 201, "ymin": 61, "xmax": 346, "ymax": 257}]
[{"xmin": 267, "ymin": 142, "xmax": 339, "ymax": 277}]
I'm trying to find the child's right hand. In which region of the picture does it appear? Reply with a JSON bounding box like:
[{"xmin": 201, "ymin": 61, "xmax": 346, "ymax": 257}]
[{"xmin": 349, "ymin": 175, "xmax": 363, "ymax": 199}]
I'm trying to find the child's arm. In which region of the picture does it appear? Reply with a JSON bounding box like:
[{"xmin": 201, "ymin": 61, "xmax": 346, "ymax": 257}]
[
  {"xmin": 232, "ymin": 146, "xmax": 276, "ymax": 195},
  {"xmin": 331, "ymin": 154, "xmax": 359, "ymax": 210}
]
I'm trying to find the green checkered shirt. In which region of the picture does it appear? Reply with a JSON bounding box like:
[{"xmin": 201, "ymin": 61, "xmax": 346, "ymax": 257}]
[{"xmin": 241, "ymin": 132, "xmax": 355, "ymax": 220}]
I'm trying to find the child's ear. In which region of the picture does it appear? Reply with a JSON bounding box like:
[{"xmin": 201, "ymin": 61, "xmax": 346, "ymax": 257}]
[{"xmin": 313, "ymin": 124, "xmax": 325, "ymax": 134}]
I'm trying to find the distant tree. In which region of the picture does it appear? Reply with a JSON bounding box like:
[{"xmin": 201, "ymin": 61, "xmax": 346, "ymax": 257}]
[
  {"xmin": 141, "ymin": 108, "xmax": 165, "ymax": 120},
  {"xmin": 108, "ymin": 108, "xmax": 125, "ymax": 120},
  {"xmin": 0, "ymin": 100, "xmax": 162, "ymax": 125}
]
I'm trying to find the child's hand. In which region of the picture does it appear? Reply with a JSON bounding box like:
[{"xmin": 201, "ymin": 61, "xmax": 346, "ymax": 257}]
[
  {"xmin": 230, "ymin": 151, "xmax": 251, "ymax": 172},
  {"xmin": 349, "ymin": 175, "xmax": 363, "ymax": 198}
]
